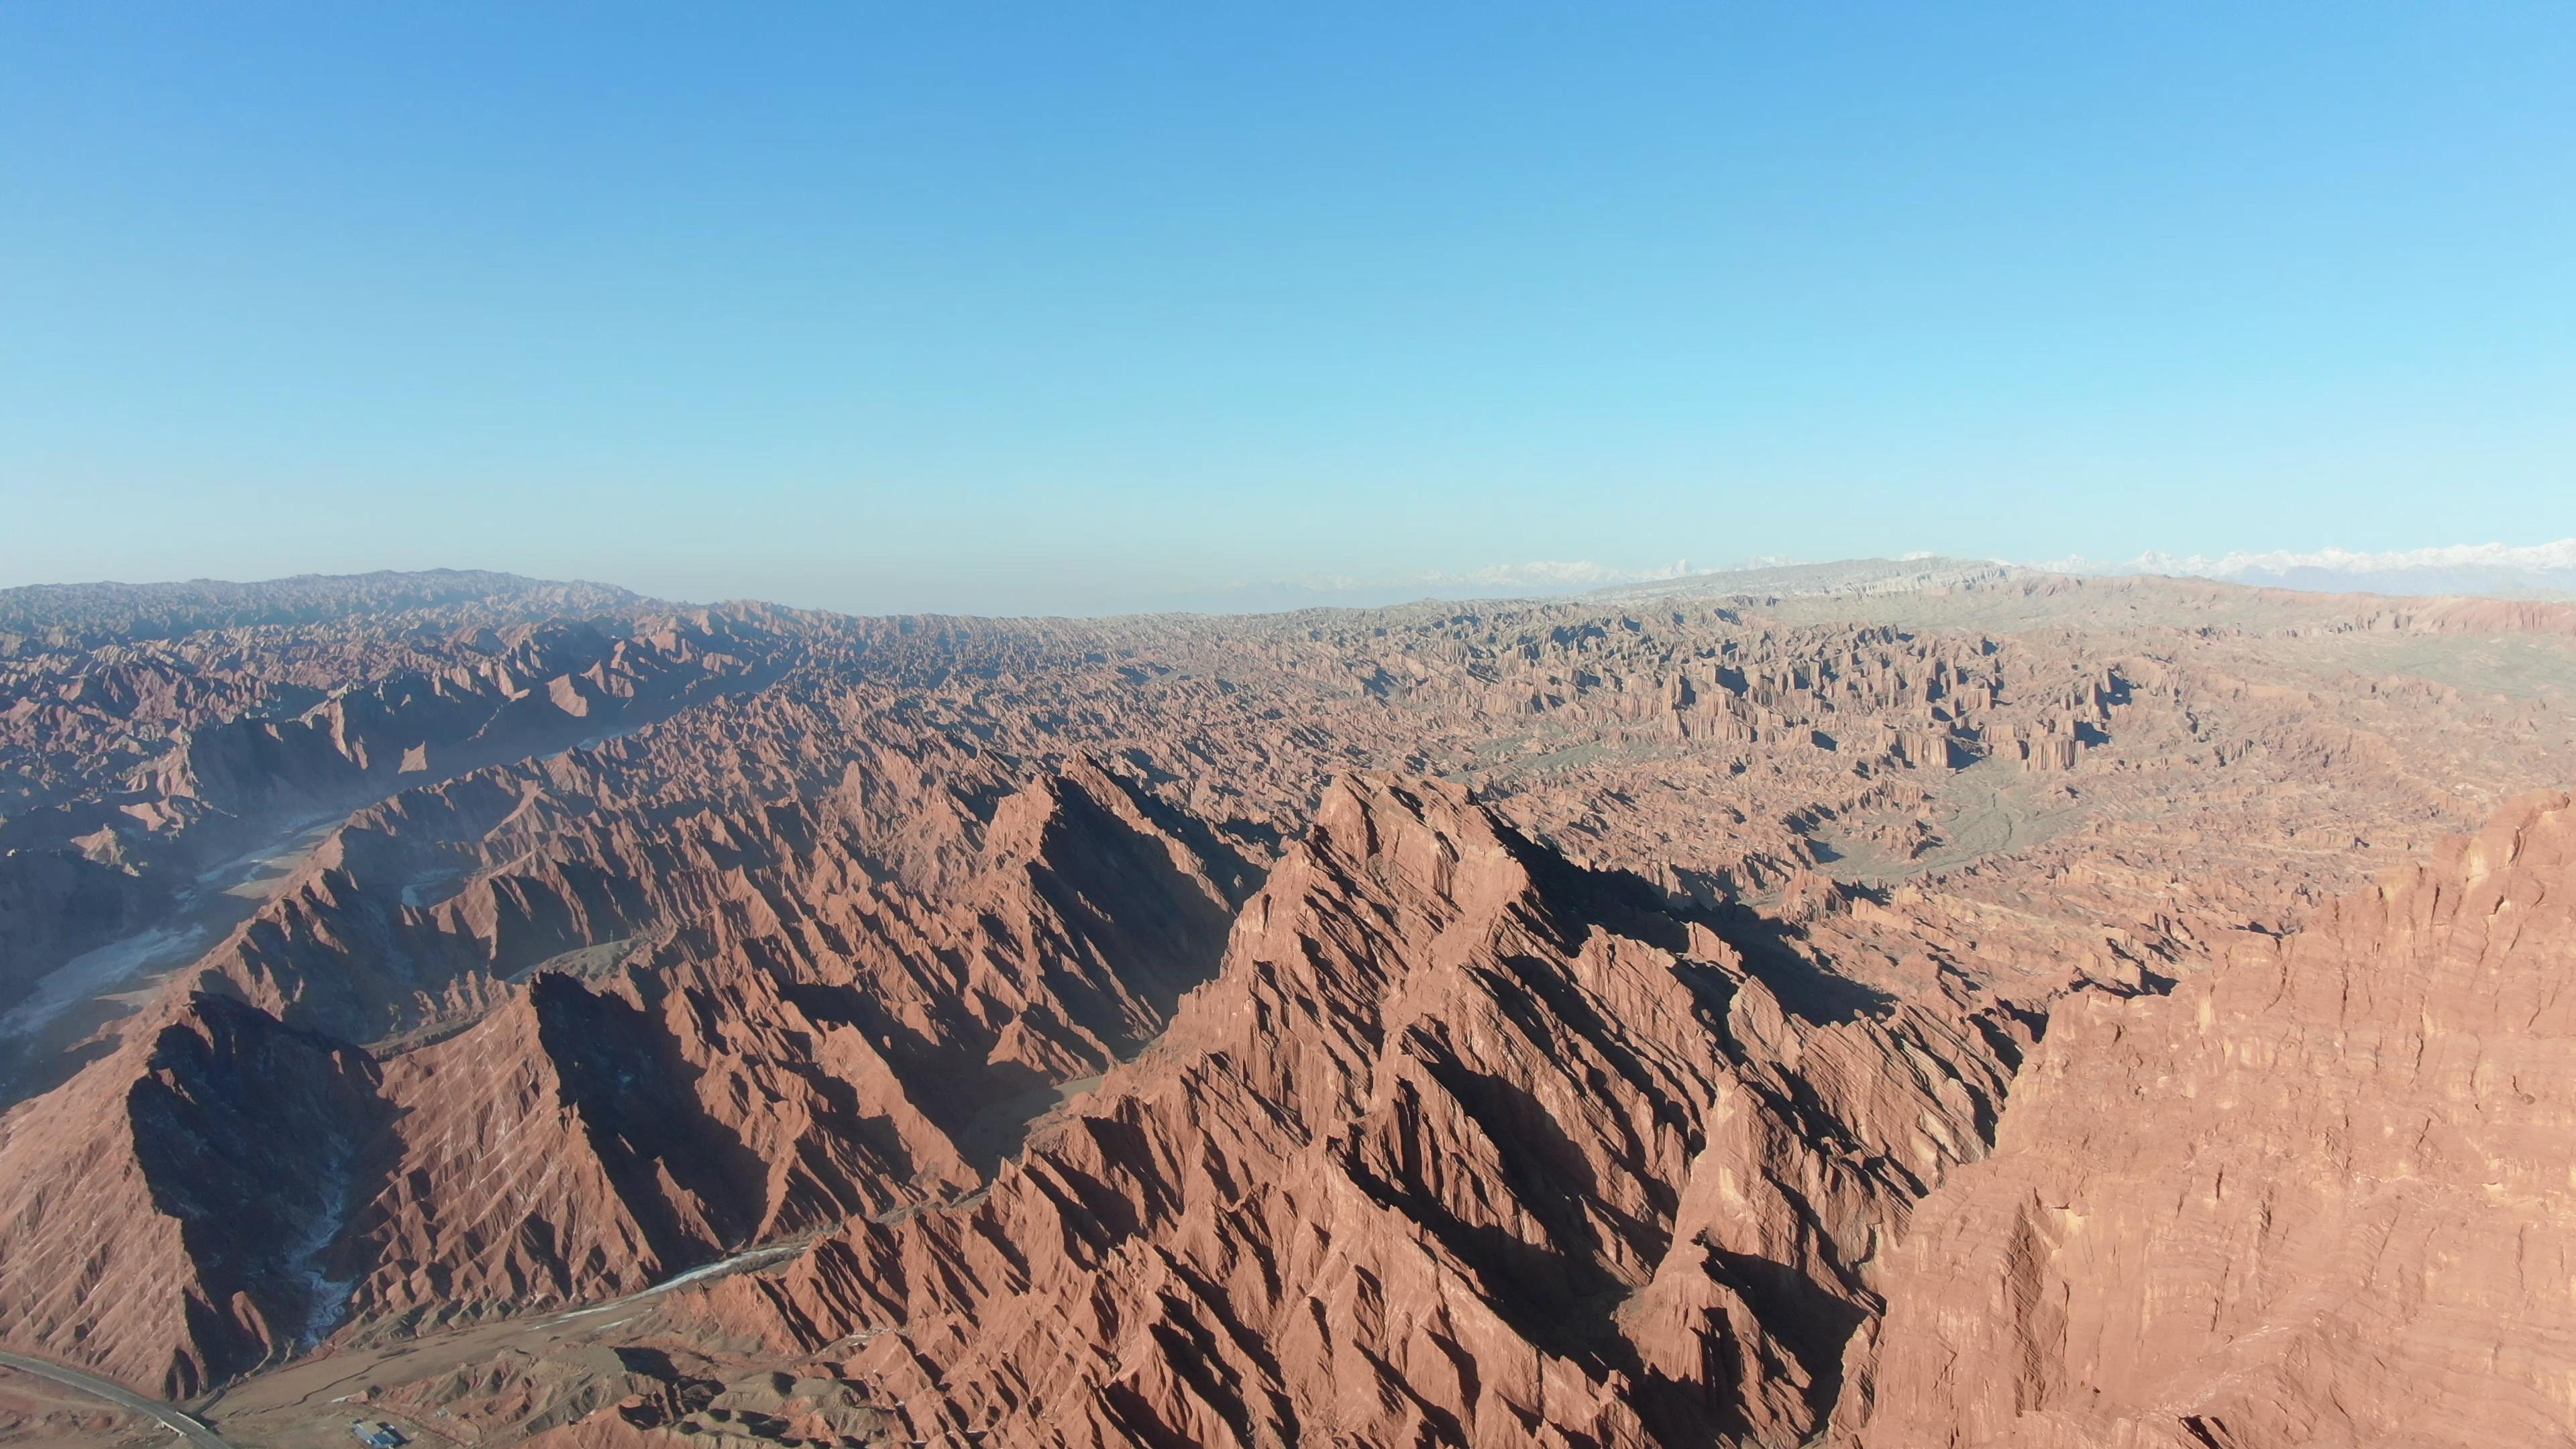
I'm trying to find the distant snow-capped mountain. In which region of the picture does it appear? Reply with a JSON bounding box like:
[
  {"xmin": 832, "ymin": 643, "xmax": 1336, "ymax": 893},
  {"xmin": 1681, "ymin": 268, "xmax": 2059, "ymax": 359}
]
[{"xmin": 2038, "ymin": 540, "xmax": 2576, "ymax": 598}]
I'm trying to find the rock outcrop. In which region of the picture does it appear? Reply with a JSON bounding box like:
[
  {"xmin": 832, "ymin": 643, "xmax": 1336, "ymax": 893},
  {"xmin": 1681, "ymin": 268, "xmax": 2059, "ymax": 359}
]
[
  {"xmin": 1840, "ymin": 792, "xmax": 2576, "ymax": 1448},
  {"xmin": 0, "ymin": 600, "xmax": 788, "ymax": 1017},
  {"xmin": 0, "ymin": 993, "xmax": 383, "ymax": 1395},
  {"xmin": 0, "ymin": 752, "xmax": 1254, "ymax": 1380},
  {"xmin": 7, "ymin": 566, "xmax": 2576, "ymax": 1447},
  {"xmin": 688, "ymin": 775, "xmax": 2019, "ymax": 1448}
]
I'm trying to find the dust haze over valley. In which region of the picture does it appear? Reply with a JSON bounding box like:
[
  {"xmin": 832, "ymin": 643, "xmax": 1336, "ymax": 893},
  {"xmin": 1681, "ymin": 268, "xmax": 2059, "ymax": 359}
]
[{"xmin": 0, "ymin": 557, "xmax": 2572, "ymax": 1449}]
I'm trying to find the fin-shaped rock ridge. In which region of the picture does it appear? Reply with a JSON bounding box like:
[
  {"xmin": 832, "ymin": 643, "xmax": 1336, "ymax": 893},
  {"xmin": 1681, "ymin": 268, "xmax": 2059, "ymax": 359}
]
[{"xmin": 686, "ymin": 773, "xmax": 2020, "ymax": 1448}]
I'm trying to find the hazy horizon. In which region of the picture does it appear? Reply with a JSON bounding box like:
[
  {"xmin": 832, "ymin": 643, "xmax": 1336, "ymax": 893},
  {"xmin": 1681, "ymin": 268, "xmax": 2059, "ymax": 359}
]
[{"xmin": 11, "ymin": 537, "xmax": 2576, "ymax": 622}]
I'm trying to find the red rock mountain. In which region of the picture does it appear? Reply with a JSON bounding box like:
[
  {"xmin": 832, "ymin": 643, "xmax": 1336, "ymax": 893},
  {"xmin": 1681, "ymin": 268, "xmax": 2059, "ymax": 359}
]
[
  {"xmin": 1, "ymin": 749, "xmax": 1250, "ymax": 1395},
  {"xmin": 688, "ymin": 774, "xmax": 2017, "ymax": 1447},
  {"xmin": 2, "ymin": 566, "xmax": 2574, "ymax": 1448},
  {"xmin": 0, "ymin": 991, "xmax": 383, "ymax": 1394},
  {"xmin": 1838, "ymin": 790, "xmax": 2576, "ymax": 1448}
]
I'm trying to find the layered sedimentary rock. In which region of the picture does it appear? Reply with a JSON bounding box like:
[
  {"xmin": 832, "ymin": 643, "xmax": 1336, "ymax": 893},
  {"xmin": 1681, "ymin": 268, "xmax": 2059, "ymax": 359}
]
[
  {"xmin": 682, "ymin": 775, "xmax": 2019, "ymax": 1448},
  {"xmin": 1841, "ymin": 792, "xmax": 2576, "ymax": 1448},
  {"xmin": 339, "ymin": 751, "xmax": 1252, "ymax": 1332},
  {"xmin": 0, "ymin": 750, "xmax": 1252, "ymax": 1386},
  {"xmin": 4, "ymin": 566, "xmax": 2576, "ymax": 1446},
  {"xmin": 0, "ymin": 600, "xmax": 789, "ymax": 1014},
  {"xmin": 0, "ymin": 992, "xmax": 383, "ymax": 1395}
]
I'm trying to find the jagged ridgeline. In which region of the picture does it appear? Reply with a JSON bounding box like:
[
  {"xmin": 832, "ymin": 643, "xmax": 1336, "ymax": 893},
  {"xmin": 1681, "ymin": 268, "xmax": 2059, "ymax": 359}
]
[{"xmin": 2, "ymin": 566, "xmax": 2573, "ymax": 1448}]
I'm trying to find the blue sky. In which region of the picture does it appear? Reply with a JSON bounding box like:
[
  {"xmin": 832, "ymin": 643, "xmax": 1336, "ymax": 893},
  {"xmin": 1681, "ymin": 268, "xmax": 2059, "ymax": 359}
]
[{"xmin": 3, "ymin": 3, "xmax": 2571, "ymax": 614}]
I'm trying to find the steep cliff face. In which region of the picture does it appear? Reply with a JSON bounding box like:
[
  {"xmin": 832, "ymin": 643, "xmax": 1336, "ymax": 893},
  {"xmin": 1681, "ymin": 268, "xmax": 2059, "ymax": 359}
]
[
  {"xmin": 0, "ymin": 756, "xmax": 1253, "ymax": 1375},
  {"xmin": 1839, "ymin": 792, "xmax": 2576, "ymax": 1449},
  {"xmin": 346, "ymin": 973, "xmax": 825, "ymax": 1335},
  {"xmin": 192, "ymin": 710, "xmax": 1255, "ymax": 1053},
  {"xmin": 9, "ymin": 571, "xmax": 2576, "ymax": 1440},
  {"xmin": 690, "ymin": 775, "xmax": 2019, "ymax": 1448},
  {"xmin": 0, "ymin": 994, "xmax": 383, "ymax": 1397},
  {"xmin": 331, "ymin": 753, "xmax": 1251, "ymax": 1330}
]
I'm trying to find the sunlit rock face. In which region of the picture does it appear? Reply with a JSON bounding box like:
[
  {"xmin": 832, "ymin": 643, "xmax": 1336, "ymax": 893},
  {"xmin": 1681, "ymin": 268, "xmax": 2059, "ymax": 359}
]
[
  {"xmin": 3, "ymin": 567, "xmax": 2575, "ymax": 1448},
  {"xmin": 1839, "ymin": 792, "xmax": 2576, "ymax": 1449},
  {"xmin": 685, "ymin": 773, "xmax": 2017, "ymax": 1448}
]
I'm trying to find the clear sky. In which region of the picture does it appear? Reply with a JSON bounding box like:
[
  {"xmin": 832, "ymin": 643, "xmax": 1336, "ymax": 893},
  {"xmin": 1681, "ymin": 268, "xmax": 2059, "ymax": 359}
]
[{"xmin": 3, "ymin": 3, "xmax": 2571, "ymax": 615}]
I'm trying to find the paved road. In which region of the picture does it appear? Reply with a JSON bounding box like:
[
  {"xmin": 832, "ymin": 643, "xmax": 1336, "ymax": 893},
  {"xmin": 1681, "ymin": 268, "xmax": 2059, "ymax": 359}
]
[
  {"xmin": 0, "ymin": 1349, "xmax": 234, "ymax": 1448},
  {"xmin": 0, "ymin": 1239, "xmax": 820, "ymax": 1448},
  {"xmin": 547, "ymin": 1236, "xmax": 812, "ymax": 1323}
]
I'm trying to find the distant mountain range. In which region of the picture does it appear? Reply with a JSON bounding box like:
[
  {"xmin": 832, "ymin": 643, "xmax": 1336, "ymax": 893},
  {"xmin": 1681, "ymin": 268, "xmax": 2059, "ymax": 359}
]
[{"xmin": 2039, "ymin": 539, "xmax": 2576, "ymax": 599}]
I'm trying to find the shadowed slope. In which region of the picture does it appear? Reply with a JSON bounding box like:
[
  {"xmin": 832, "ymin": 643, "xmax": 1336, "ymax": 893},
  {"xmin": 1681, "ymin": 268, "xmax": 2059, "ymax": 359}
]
[
  {"xmin": 685, "ymin": 774, "xmax": 2021, "ymax": 1448},
  {"xmin": 0, "ymin": 755, "xmax": 1252, "ymax": 1387}
]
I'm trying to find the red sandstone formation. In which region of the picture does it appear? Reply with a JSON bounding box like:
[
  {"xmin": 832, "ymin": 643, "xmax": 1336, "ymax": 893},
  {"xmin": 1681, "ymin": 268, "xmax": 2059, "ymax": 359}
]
[
  {"xmin": 682, "ymin": 775, "xmax": 2017, "ymax": 1446},
  {"xmin": 1838, "ymin": 791, "xmax": 2576, "ymax": 1448},
  {"xmin": 0, "ymin": 600, "xmax": 790, "ymax": 1018},
  {"xmin": 1, "ymin": 565, "xmax": 2573, "ymax": 1448},
  {"xmin": 1, "ymin": 747, "xmax": 1250, "ymax": 1391},
  {"xmin": 0, "ymin": 991, "xmax": 383, "ymax": 1395}
]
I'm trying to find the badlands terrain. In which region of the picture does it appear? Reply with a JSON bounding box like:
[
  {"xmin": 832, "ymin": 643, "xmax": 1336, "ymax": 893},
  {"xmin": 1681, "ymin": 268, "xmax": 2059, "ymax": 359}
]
[{"xmin": 0, "ymin": 560, "xmax": 2571, "ymax": 1448}]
